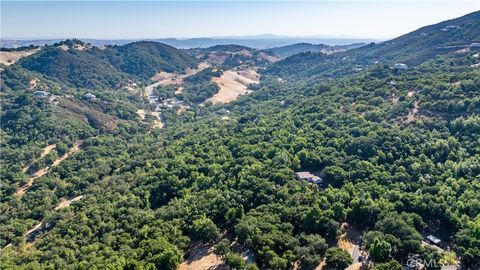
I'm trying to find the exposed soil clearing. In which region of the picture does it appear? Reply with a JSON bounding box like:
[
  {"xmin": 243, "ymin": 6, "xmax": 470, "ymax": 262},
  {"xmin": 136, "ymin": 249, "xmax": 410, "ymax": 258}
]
[
  {"xmin": 24, "ymin": 194, "xmax": 84, "ymax": 245},
  {"xmin": 22, "ymin": 144, "xmax": 57, "ymax": 173},
  {"xmin": 136, "ymin": 109, "xmax": 146, "ymax": 120},
  {"xmin": 29, "ymin": 78, "xmax": 40, "ymax": 90},
  {"xmin": 142, "ymin": 62, "xmax": 210, "ymax": 128},
  {"xmin": 208, "ymin": 69, "xmax": 260, "ymax": 104},
  {"xmin": 257, "ymin": 52, "xmax": 281, "ymax": 63},
  {"xmin": 175, "ymin": 86, "xmax": 185, "ymax": 94},
  {"xmin": 54, "ymin": 195, "xmax": 84, "ymax": 210},
  {"xmin": 315, "ymin": 259, "xmax": 327, "ymax": 270},
  {"xmin": 406, "ymin": 101, "xmax": 420, "ymax": 123},
  {"xmin": 207, "ymin": 50, "xmax": 252, "ymax": 64},
  {"xmin": 150, "ymin": 112, "xmax": 164, "ymax": 129},
  {"xmin": 179, "ymin": 243, "xmax": 226, "ymax": 270},
  {"xmin": 0, "ymin": 48, "xmax": 40, "ymax": 66},
  {"xmin": 392, "ymin": 95, "xmax": 400, "ymax": 105},
  {"xmin": 150, "ymin": 62, "xmax": 210, "ymax": 89},
  {"xmin": 346, "ymin": 262, "xmax": 362, "ymax": 270},
  {"xmin": 15, "ymin": 141, "xmax": 82, "ymax": 197},
  {"xmin": 59, "ymin": 45, "xmax": 70, "ymax": 51},
  {"xmin": 338, "ymin": 224, "xmax": 363, "ymax": 269}
]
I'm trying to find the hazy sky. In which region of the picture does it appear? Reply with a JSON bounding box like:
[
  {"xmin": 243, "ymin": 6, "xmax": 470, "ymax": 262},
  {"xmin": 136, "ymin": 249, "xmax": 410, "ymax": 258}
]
[{"xmin": 1, "ymin": 1, "xmax": 479, "ymax": 40}]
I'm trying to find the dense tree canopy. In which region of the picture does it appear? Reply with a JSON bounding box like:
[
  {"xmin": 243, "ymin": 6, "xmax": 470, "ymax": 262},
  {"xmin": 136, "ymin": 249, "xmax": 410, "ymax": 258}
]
[{"xmin": 1, "ymin": 13, "xmax": 480, "ymax": 269}]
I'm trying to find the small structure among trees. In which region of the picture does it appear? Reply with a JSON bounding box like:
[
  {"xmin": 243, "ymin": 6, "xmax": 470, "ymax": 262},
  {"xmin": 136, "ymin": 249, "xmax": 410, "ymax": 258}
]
[
  {"xmin": 295, "ymin": 171, "xmax": 323, "ymax": 185},
  {"xmin": 426, "ymin": 235, "xmax": 441, "ymax": 245},
  {"xmin": 392, "ymin": 63, "xmax": 408, "ymax": 70},
  {"xmin": 33, "ymin": 90, "xmax": 49, "ymax": 98}
]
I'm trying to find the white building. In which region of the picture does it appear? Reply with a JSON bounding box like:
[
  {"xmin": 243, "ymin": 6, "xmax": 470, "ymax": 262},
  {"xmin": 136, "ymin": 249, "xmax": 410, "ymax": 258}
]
[
  {"xmin": 33, "ymin": 91, "xmax": 49, "ymax": 98},
  {"xmin": 83, "ymin": 93, "xmax": 96, "ymax": 100},
  {"xmin": 295, "ymin": 171, "xmax": 323, "ymax": 185},
  {"xmin": 426, "ymin": 235, "xmax": 441, "ymax": 245},
  {"xmin": 393, "ymin": 63, "xmax": 408, "ymax": 70},
  {"xmin": 470, "ymin": 43, "xmax": 480, "ymax": 48}
]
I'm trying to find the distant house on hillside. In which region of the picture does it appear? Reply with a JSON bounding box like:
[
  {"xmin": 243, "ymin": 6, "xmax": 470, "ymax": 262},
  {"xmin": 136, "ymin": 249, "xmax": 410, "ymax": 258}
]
[
  {"xmin": 393, "ymin": 63, "xmax": 408, "ymax": 70},
  {"xmin": 83, "ymin": 92, "xmax": 96, "ymax": 100},
  {"xmin": 33, "ymin": 90, "xmax": 49, "ymax": 98},
  {"xmin": 470, "ymin": 43, "xmax": 480, "ymax": 48},
  {"xmin": 295, "ymin": 171, "xmax": 323, "ymax": 185}
]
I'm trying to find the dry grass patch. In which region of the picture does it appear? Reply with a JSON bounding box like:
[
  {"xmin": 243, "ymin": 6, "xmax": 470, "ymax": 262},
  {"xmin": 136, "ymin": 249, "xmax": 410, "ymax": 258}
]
[
  {"xmin": 179, "ymin": 243, "xmax": 226, "ymax": 270},
  {"xmin": 208, "ymin": 69, "xmax": 260, "ymax": 104},
  {"xmin": 0, "ymin": 48, "xmax": 40, "ymax": 66}
]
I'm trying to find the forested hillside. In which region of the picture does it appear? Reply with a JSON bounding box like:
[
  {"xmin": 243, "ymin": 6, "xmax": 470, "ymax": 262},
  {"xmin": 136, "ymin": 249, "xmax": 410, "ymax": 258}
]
[
  {"xmin": 266, "ymin": 42, "xmax": 365, "ymax": 58},
  {"xmin": 1, "ymin": 11, "xmax": 480, "ymax": 270},
  {"xmin": 13, "ymin": 40, "xmax": 198, "ymax": 89},
  {"xmin": 266, "ymin": 11, "xmax": 480, "ymax": 82}
]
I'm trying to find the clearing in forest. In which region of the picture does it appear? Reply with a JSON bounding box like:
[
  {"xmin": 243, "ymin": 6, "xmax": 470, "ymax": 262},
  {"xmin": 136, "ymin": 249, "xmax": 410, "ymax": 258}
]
[
  {"xmin": 150, "ymin": 111, "xmax": 164, "ymax": 128},
  {"xmin": 179, "ymin": 243, "xmax": 226, "ymax": 270},
  {"xmin": 136, "ymin": 109, "xmax": 146, "ymax": 120},
  {"xmin": 207, "ymin": 69, "xmax": 260, "ymax": 104},
  {"xmin": 406, "ymin": 101, "xmax": 420, "ymax": 123},
  {"xmin": 149, "ymin": 61, "xmax": 210, "ymax": 94},
  {"xmin": 22, "ymin": 144, "xmax": 57, "ymax": 173},
  {"xmin": 337, "ymin": 223, "xmax": 363, "ymax": 270},
  {"xmin": 54, "ymin": 195, "xmax": 84, "ymax": 210}
]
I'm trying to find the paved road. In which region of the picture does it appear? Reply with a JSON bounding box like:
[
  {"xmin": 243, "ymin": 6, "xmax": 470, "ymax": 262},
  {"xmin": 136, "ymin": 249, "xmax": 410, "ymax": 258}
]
[{"xmin": 351, "ymin": 245, "xmax": 360, "ymax": 262}]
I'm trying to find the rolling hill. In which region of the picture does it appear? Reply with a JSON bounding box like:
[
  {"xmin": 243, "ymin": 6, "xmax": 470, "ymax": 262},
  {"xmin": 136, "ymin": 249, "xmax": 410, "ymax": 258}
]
[
  {"xmin": 267, "ymin": 42, "xmax": 365, "ymax": 58},
  {"xmin": 100, "ymin": 41, "xmax": 198, "ymax": 78},
  {"xmin": 16, "ymin": 40, "xmax": 198, "ymax": 88},
  {"xmin": 265, "ymin": 10, "xmax": 480, "ymax": 81},
  {"xmin": 351, "ymin": 9, "xmax": 480, "ymax": 64},
  {"xmin": 19, "ymin": 46, "xmax": 126, "ymax": 89},
  {"xmin": 1, "ymin": 10, "xmax": 480, "ymax": 270}
]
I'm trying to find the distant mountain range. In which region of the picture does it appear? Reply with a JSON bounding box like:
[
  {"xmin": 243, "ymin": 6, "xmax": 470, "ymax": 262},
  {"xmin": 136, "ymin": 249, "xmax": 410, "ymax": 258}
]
[{"xmin": 1, "ymin": 35, "xmax": 376, "ymax": 50}]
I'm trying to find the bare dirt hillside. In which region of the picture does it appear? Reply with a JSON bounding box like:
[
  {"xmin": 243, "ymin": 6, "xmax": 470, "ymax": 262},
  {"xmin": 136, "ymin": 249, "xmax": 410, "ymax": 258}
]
[
  {"xmin": 179, "ymin": 243, "xmax": 226, "ymax": 270},
  {"xmin": 0, "ymin": 48, "xmax": 40, "ymax": 66},
  {"xmin": 208, "ymin": 69, "xmax": 260, "ymax": 104}
]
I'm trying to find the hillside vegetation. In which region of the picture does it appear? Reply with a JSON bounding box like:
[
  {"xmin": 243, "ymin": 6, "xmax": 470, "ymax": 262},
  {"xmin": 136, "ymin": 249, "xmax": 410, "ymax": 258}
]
[
  {"xmin": 1, "ymin": 11, "xmax": 480, "ymax": 270},
  {"xmin": 16, "ymin": 40, "xmax": 198, "ymax": 89},
  {"xmin": 266, "ymin": 11, "xmax": 480, "ymax": 81},
  {"xmin": 267, "ymin": 42, "xmax": 365, "ymax": 58}
]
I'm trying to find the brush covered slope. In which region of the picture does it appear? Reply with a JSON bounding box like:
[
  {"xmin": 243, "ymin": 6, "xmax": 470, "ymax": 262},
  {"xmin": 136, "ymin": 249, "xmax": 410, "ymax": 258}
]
[
  {"xmin": 1, "ymin": 12, "xmax": 480, "ymax": 270},
  {"xmin": 16, "ymin": 40, "xmax": 198, "ymax": 88},
  {"xmin": 266, "ymin": 10, "xmax": 480, "ymax": 81},
  {"xmin": 267, "ymin": 42, "xmax": 365, "ymax": 58},
  {"xmin": 352, "ymin": 10, "xmax": 480, "ymax": 64}
]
